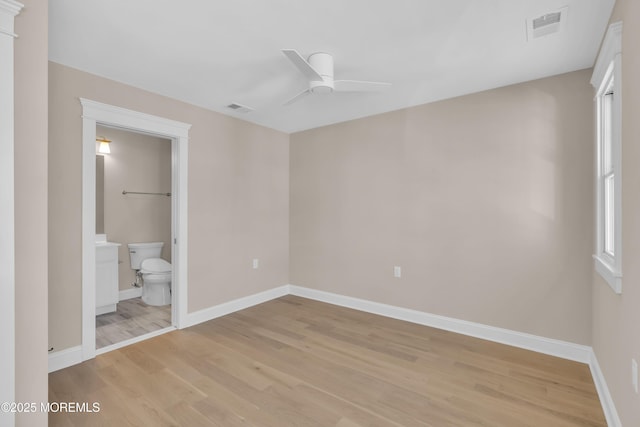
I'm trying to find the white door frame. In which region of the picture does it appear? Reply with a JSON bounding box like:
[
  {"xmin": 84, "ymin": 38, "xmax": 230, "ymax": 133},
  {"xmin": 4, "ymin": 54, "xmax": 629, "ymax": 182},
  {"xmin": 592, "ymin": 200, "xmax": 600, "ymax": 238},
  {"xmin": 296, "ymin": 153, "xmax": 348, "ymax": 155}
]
[
  {"xmin": 80, "ymin": 99, "xmax": 190, "ymax": 361},
  {"xmin": 0, "ymin": 1, "xmax": 23, "ymax": 422}
]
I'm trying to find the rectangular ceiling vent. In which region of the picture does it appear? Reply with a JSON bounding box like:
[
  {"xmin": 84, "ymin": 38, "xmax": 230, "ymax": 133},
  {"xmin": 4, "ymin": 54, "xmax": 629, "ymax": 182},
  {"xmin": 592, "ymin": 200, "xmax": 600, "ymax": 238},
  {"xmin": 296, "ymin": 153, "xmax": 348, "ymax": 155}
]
[
  {"xmin": 526, "ymin": 7, "xmax": 568, "ymax": 41},
  {"xmin": 226, "ymin": 103, "xmax": 254, "ymax": 113}
]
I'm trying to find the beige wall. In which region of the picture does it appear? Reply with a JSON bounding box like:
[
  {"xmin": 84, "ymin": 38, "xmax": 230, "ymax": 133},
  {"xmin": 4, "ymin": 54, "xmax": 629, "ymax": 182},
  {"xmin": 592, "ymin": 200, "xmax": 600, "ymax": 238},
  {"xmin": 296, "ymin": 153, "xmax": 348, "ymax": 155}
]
[
  {"xmin": 14, "ymin": 0, "xmax": 48, "ymax": 425},
  {"xmin": 49, "ymin": 62, "xmax": 290, "ymax": 352},
  {"xmin": 291, "ymin": 69, "xmax": 594, "ymax": 345},
  {"xmin": 97, "ymin": 126, "xmax": 172, "ymax": 291},
  {"xmin": 592, "ymin": 1, "xmax": 640, "ymax": 425}
]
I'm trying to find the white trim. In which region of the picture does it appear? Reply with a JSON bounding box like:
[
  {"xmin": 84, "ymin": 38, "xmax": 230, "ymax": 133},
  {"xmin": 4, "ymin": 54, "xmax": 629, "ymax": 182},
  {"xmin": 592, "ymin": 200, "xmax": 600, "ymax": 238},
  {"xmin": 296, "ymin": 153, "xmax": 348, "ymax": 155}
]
[
  {"xmin": 592, "ymin": 22, "xmax": 623, "ymax": 295},
  {"xmin": 0, "ymin": 0, "xmax": 23, "ymax": 17},
  {"xmin": 96, "ymin": 326, "xmax": 176, "ymax": 356},
  {"xmin": 0, "ymin": 2, "xmax": 22, "ymax": 422},
  {"xmin": 48, "ymin": 346, "xmax": 83, "ymax": 373},
  {"xmin": 171, "ymin": 129, "xmax": 189, "ymax": 329},
  {"xmin": 589, "ymin": 350, "xmax": 622, "ymax": 427},
  {"xmin": 289, "ymin": 286, "xmax": 624, "ymax": 424},
  {"xmin": 119, "ymin": 287, "xmax": 143, "ymax": 301},
  {"xmin": 49, "ymin": 328, "xmax": 176, "ymax": 373},
  {"xmin": 591, "ymin": 22, "xmax": 622, "ymax": 89},
  {"xmin": 81, "ymin": 99, "xmax": 191, "ymax": 137},
  {"xmin": 593, "ymin": 255, "xmax": 622, "ymax": 294},
  {"xmin": 81, "ymin": 99, "xmax": 191, "ymax": 362},
  {"xmin": 81, "ymin": 111, "xmax": 97, "ymax": 361},
  {"xmin": 68, "ymin": 282, "xmax": 598, "ymax": 366},
  {"xmin": 96, "ymin": 304, "xmax": 117, "ymax": 316},
  {"xmin": 0, "ymin": 26, "xmax": 16, "ymax": 37},
  {"xmin": 288, "ymin": 285, "xmax": 592, "ymax": 363},
  {"xmin": 184, "ymin": 285, "xmax": 290, "ymax": 328},
  {"xmin": 51, "ymin": 282, "xmax": 624, "ymax": 426}
]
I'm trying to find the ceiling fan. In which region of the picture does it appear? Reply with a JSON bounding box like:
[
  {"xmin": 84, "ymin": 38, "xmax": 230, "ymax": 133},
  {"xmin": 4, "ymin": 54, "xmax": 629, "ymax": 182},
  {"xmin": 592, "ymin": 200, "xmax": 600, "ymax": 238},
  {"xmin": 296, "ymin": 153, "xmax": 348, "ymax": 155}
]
[{"xmin": 281, "ymin": 49, "xmax": 391, "ymax": 105}]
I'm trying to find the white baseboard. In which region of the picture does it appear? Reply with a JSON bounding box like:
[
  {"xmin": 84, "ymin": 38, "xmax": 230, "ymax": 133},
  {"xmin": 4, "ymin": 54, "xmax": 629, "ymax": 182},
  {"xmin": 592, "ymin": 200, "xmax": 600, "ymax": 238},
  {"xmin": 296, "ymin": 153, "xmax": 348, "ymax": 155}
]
[
  {"xmin": 288, "ymin": 285, "xmax": 592, "ymax": 363},
  {"xmin": 48, "ymin": 345, "xmax": 82, "ymax": 373},
  {"xmin": 289, "ymin": 285, "xmax": 622, "ymax": 426},
  {"xmin": 589, "ymin": 350, "xmax": 622, "ymax": 427},
  {"xmin": 184, "ymin": 285, "xmax": 290, "ymax": 328},
  {"xmin": 49, "ymin": 283, "xmax": 622, "ymax": 426},
  {"xmin": 96, "ymin": 303, "xmax": 116, "ymax": 315},
  {"xmin": 119, "ymin": 287, "xmax": 142, "ymax": 301}
]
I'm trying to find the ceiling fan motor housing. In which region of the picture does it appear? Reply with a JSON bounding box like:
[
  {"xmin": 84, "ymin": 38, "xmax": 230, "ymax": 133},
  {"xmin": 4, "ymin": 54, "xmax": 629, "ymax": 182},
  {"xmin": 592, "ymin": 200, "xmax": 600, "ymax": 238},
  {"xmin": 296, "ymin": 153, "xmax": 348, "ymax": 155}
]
[
  {"xmin": 281, "ymin": 48, "xmax": 390, "ymax": 105},
  {"xmin": 308, "ymin": 52, "xmax": 334, "ymax": 94}
]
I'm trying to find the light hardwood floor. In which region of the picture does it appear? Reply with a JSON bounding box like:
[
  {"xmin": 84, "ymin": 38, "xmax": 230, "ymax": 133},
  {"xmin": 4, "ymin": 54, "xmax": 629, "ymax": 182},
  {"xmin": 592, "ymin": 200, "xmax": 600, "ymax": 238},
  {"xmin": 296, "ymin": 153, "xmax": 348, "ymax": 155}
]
[
  {"xmin": 96, "ymin": 297, "xmax": 171, "ymax": 349},
  {"xmin": 50, "ymin": 295, "xmax": 606, "ymax": 426}
]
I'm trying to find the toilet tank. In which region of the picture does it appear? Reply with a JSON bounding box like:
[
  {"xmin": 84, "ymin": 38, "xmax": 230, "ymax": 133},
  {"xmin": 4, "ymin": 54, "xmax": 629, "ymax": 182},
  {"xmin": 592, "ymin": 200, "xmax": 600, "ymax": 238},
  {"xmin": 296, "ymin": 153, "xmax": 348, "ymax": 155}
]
[{"xmin": 128, "ymin": 242, "xmax": 164, "ymax": 269}]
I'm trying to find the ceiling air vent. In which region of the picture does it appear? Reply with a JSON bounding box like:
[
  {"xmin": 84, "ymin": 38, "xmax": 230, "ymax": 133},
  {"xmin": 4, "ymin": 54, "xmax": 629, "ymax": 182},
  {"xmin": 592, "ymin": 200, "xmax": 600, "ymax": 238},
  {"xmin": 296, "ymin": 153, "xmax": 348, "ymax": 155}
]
[
  {"xmin": 225, "ymin": 103, "xmax": 254, "ymax": 113},
  {"xmin": 526, "ymin": 7, "xmax": 568, "ymax": 41}
]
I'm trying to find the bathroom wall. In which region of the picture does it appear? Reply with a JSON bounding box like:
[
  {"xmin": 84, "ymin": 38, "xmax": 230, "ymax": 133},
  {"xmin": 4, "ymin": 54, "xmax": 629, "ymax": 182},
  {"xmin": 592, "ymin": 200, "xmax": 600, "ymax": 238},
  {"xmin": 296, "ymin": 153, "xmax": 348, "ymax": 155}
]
[
  {"xmin": 49, "ymin": 62, "xmax": 290, "ymax": 352},
  {"xmin": 592, "ymin": 1, "xmax": 640, "ymax": 425},
  {"xmin": 290, "ymin": 69, "xmax": 594, "ymax": 345},
  {"xmin": 97, "ymin": 125, "xmax": 172, "ymax": 292}
]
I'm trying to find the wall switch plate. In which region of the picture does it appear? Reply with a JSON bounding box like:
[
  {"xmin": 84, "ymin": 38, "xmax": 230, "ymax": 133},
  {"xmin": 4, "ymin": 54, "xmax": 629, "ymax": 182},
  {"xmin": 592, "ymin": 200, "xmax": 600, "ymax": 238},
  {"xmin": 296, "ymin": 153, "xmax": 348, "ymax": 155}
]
[
  {"xmin": 632, "ymin": 358, "xmax": 638, "ymax": 394},
  {"xmin": 252, "ymin": 259, "xmax": 259, "ymax": 269},
  {"xmin": 394, "ymin": 266, "xmax": 401, "ymax": 278}
]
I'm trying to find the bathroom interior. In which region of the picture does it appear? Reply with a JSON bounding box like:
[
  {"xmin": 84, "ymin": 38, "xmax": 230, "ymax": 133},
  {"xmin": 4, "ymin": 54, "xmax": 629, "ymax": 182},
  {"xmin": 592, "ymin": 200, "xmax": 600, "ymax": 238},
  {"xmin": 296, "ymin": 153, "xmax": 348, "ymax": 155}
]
[{"xmin": 95, "ymin": 125, "xmax": 173, "ymax": 349}]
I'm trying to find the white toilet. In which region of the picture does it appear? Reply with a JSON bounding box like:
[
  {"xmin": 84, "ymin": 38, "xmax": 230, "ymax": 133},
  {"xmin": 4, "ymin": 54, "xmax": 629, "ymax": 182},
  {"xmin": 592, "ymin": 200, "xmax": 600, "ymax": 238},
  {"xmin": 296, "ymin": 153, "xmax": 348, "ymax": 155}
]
[{"xmin": 127, "ymin": 242, "xmax": 171, "ymax": 306}]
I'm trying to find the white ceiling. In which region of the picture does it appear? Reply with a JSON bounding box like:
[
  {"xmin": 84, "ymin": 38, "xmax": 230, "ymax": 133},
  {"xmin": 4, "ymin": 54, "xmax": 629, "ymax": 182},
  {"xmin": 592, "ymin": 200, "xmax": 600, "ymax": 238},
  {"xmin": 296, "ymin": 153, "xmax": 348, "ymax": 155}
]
[{"xmin": 49, "ymin": 0, "xmax": 615, "ymax": 134}]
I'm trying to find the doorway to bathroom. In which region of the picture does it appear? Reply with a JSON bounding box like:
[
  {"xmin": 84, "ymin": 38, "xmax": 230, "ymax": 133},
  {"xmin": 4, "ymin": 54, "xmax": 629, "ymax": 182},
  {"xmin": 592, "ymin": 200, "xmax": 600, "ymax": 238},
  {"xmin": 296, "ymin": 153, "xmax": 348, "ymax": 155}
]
[
  {"xmin": 95, "ymin": 126, "xmax": 173, "ymax": 349},
  {"xmin": 81, "ymin": 99, "xmax": 190, "ymax": 361}
]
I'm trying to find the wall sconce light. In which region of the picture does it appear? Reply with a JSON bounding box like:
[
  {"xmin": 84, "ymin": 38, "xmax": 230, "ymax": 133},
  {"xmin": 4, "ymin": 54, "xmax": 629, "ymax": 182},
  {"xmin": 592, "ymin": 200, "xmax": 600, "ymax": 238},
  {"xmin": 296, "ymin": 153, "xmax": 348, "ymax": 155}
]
[{"xmin": 97, "ymin": 136, "xmax": 111, "ymax": 154}]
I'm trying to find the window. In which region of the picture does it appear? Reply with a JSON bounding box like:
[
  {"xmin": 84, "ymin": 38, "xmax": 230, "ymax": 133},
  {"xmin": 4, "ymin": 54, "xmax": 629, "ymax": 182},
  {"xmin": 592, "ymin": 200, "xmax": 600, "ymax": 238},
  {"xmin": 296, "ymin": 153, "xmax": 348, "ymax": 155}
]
[
  {"xmin": 591, "ymin": 22, "xmax": 622, "ymax": 294},
  {"xmin": 602, "ymin": 87, "xmax": 614, "ymax": 257}
]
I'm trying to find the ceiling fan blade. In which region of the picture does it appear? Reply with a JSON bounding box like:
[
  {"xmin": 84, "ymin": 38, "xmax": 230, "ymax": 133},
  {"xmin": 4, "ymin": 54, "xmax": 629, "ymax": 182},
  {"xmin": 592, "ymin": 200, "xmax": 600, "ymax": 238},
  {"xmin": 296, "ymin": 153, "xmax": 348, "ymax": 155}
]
[
  {"xmin": 334, "ymin": 80, "xmax": 391, "ymax": 92},
  {"xmin": 282, "ymin": 49, "xmax": 323, "ymax": 81},
  {"xmin": 283, "ymin": 89, "xmax": 311, "ymax": 106}
]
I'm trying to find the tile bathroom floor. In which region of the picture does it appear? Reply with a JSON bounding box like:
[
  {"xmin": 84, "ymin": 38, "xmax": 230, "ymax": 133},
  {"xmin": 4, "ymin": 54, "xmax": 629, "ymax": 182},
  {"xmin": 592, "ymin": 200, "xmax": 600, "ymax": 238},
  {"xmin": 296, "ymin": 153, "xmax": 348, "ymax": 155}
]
[{"xmin": 96, "ymin": 297, "xmax": 171, "ymax": 349}]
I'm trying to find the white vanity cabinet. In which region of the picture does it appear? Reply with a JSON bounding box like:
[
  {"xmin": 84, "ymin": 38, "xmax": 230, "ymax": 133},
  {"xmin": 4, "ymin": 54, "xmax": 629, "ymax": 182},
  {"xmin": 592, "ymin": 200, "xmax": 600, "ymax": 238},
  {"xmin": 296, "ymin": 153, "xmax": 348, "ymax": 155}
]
[{"xmin": 96, "ymin": 242, "xmax": 121, "ymax": 315}]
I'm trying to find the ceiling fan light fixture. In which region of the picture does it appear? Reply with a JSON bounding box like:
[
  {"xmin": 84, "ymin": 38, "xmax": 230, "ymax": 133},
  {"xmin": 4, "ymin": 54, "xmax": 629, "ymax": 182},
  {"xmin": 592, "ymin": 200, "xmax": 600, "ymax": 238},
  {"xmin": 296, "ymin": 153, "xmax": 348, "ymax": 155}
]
[
  {"xmin": 281, "ymin": 49, "xmax": 390, "ymax": 105},
  {"xmin": 310, "ymin": 80, "xmax": 333, "ymax": 94}
]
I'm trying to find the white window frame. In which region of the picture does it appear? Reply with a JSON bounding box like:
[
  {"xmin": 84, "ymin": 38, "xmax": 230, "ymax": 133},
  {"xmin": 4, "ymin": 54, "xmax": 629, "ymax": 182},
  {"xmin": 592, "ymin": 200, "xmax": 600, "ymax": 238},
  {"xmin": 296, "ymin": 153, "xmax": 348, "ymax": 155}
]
[{"xmin": 591, "ymin": 22, "xmax": 623, "ymax": 294}]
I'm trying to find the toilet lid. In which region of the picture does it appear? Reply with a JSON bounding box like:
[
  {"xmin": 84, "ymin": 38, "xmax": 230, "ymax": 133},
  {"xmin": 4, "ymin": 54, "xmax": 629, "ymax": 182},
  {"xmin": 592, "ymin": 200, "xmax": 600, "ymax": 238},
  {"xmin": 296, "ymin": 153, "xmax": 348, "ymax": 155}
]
[{"xmin": 140, "ymin": 258, "xmax": 172, "ymax": 274}]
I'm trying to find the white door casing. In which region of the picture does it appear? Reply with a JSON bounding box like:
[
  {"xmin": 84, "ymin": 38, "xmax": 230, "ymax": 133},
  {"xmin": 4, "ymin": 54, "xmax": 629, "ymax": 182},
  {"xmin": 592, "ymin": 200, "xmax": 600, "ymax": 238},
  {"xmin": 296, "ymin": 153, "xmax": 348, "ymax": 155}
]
[
  {"xmin": 0, "ymin": 1, "xmax": 23, "ymax": 425},
  {"xmin": 80, "ymin": 99, "xmax": 190, "ymax": 361}
]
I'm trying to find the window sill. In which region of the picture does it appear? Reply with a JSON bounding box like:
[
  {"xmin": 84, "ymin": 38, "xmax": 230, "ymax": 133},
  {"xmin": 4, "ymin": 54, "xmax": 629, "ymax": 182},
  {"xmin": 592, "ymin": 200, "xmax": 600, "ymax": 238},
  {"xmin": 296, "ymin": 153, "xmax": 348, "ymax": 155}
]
[{"xmin": 593, "ymin": 255, "xmax": 622, "ymax": 294}]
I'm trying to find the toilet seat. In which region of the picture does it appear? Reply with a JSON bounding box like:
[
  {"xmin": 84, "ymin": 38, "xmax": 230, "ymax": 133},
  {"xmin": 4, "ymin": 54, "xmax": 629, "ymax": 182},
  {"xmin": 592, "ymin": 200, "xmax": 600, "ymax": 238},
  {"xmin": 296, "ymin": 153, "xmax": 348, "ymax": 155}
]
[{"xmin": 140, "ymin": 258, "xmax": 171, "ymax": 274}]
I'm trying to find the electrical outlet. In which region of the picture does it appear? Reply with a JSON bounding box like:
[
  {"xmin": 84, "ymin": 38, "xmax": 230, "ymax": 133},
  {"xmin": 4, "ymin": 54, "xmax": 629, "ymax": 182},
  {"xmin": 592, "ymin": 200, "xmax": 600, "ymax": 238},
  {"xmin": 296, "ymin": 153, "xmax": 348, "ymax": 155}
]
[
  {"xmin": 394, "ymin": 266, "xmax": 401, "ymax": 278},
  {"xmin": 632, "ymin": 359, "xmax": 638, "ymax": 394},
  {"xmin": 252, "ymin": 258, "xmax": 259, "ymax": 269}
]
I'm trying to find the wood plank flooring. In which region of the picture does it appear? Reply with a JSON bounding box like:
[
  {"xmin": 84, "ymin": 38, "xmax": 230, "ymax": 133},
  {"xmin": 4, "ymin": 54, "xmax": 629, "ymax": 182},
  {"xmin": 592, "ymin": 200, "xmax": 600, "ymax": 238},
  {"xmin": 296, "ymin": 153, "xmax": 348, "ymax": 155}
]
[
  {"xmin": 96, "ymin": 297, "xmax": 171, "ymax": 349},
  {"xmin": 50, "ymin": 295, "xmax": 606, "ymax": 426}
]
